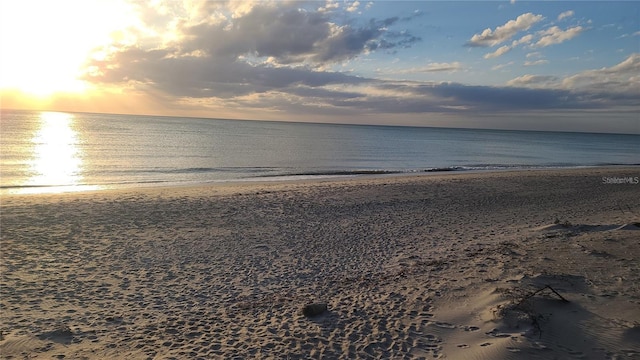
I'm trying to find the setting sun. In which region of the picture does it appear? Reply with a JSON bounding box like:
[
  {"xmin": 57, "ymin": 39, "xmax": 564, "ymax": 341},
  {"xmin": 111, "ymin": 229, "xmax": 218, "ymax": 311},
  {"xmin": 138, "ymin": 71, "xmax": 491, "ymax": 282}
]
[{"xmin": 0, "ymin": 0, "xmax": 133, "ymax": 96}]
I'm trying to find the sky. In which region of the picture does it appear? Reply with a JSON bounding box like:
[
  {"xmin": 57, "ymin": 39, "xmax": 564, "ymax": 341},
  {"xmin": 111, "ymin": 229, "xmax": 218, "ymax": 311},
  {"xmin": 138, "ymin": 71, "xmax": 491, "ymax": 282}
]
[{"xmin": 1, "ymin": 0, "xmax": 639, "ymax": 133}]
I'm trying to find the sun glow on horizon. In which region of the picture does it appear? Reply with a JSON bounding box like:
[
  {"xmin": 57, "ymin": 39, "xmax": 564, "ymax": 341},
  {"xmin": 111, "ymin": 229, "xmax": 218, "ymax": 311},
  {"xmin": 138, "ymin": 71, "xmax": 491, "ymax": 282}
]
[{"xmin": 0, "ymin": 0, "xmax": 134, "ymax": 97}]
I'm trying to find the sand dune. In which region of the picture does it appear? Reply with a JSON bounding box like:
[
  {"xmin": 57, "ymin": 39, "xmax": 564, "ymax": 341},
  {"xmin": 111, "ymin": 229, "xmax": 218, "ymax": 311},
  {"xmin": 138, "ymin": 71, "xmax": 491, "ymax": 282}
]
[{"xmin": 1, "ymin": 167, "xmax": 639, "ymax": 359}]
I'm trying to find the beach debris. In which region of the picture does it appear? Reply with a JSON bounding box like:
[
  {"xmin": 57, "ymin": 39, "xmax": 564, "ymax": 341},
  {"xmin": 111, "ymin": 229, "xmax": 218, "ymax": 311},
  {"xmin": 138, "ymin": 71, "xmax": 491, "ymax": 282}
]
[
  {"xmin": 616, "ymin": 222, "xmax": 640, "ymax": 231},
  {"xmin": 493, "ymin": 284, "xmax": 570, "ymax": 338},
  {"xmin": 553, "ymin": 218, "xmax": 573, "ymax": 228},
  {"xmin": 518, "ymin": 285, "xmax": 569, "ymax": 305},
  {"xmin": 302, "ymin": 303, "xmax": 328, "ymax": 317},
  {"xmin": 38, "ymin": 325, "xmax": 74, "ymax": 343}
]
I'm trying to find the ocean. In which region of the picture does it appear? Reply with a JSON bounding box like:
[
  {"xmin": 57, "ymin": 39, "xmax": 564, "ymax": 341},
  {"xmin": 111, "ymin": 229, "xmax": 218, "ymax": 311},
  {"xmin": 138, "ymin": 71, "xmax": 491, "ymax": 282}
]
[{"xmin": 1, "ymin": 110, "xmax": 638, "ymax": 194}]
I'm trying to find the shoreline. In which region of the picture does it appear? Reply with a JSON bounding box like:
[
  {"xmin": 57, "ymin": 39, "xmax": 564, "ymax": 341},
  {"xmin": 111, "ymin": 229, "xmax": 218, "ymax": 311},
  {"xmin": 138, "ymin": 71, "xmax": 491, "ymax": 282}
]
[
  {"xmin": 2, "ymin": 164, "xmax": 639, "ymax": 200},
  {"xmin": 1, "ymin": 166, "xmax": 639, "ymax": 359}
]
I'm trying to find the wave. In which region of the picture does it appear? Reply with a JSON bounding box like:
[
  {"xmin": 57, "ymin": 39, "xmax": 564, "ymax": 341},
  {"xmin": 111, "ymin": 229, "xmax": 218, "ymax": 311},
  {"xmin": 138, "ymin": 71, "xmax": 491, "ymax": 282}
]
[
  {"xmin": 105, "ymin": 167, "xmax": 281, "ymax": 175},
  {"xmin": 253, "ymin": 165, "xmax": 500, "ymax": 179},
  {"xmin": 0, "ymin": 179, "xmax": 172, "ymax": 191},
  {"xmin": 3, "ymin": 163, "xmax": 637, "ymax": 194},
  {"xmin": 91, "ymin": 163, "xmax": 609, "ymax": 180},
  {"xmin": 0, "ymin": 184, "xmax": 53, "ymax": 190},
  {"xmin": 252, "ymin": 163, "xmax": 640, "ymax": 180}
]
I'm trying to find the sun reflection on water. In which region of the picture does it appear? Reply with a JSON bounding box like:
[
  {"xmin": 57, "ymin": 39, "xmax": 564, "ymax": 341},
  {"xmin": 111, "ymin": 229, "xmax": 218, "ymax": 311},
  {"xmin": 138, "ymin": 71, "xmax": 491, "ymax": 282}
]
[{"xmin": 20, "ymin": 112, "xmax": 98, "ymax": 194}]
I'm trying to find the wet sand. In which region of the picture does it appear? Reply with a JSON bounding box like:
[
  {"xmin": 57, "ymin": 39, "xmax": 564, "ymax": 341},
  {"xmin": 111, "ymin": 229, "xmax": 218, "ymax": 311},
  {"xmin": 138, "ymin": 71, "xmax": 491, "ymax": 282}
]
[{"xmin": 1, "ymin": 167, "xmax": 639, "ymax": 359}]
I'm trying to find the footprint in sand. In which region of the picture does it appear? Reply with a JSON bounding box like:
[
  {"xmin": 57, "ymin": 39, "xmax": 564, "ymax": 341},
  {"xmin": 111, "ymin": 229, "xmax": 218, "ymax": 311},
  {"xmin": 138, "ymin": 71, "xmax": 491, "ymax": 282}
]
[
  {"xmin": 433, "ymin": 321, "xmax": 456, "ymax": 329},
  {"xmin": 463, "ymin": 325, "xmax": 480, "ymax": 332},
  {"xmin": 418, "ymin": 333, "xmax": 443, "ymax": 357},
  {"xmin": 485, "ymin": 328, "xmax": 512, "ymax": 338}
]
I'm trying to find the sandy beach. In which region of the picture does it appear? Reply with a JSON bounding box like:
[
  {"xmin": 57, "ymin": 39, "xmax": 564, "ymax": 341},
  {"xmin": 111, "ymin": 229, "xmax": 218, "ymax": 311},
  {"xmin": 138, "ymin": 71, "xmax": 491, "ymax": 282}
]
[{"xmin": 1, "ymin": 167, "xmax": 639, "ymax": 359}]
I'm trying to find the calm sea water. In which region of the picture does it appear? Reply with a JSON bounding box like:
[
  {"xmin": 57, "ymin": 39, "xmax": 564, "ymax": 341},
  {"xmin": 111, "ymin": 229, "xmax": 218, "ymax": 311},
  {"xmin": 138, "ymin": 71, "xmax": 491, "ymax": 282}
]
[{"xmin": 1, "ymin": 110, "xmax": 638, "ymax": 194}]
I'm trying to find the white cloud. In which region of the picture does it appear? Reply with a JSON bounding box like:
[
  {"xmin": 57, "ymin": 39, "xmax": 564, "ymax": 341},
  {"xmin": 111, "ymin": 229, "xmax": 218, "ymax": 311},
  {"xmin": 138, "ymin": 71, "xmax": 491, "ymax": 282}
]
[
  {"xmin": 561, "ymin": 53, "xmax": 640, "ymax": 93},
  {"xmin": 467, "ymin": 13, "xmax": 543, "ymax": 47},
  {"xmin": 509, "ymin": 53, "xmax": 640, "ymax": 98},
  {"xmin": 481, "ymin": 34, "xmax": 532, "ymax": 59},
  {"xmin": 388, "ymin": 62, "xmax": 464, "ymax": 74},
  {"xmin": 524, "ymin": 59, "xmax": 549, "ymax": 66},
  {"xmin": 346, "ymin": 1, "xmax": 360, "ymax": 13},
  {"xmin": 512, "ymin": 34, "xmax": 533, "ymax": 46},
  {"xmin": 484, "ymin": 45, "xmax": 511, "ymax": 59},
  {"xmin": 535, "ymin": 26, "xmax": 584, "ymax": 47},
  {"xmin": 472, "ymin": 14, "xmax": 585, "ymax": 62},
  {"xmin": 420, "ymin": 62, "xmax": 463, "ymax": 72},
  {"xmin": 557, "ymin": 10, "xmax": 574, "ymax": 21},
  {"xmin": 507, "ymin": 74, "xmax": 558, "ymax": 87},
  {"xmin": 492, "ymin": 61, "xmax": 514, "ymax": 71},
  {"xmin": 318, "ymin": 0, "xmax": 339, "ymax": 13},
  {"xmin": 608, "ymin": 53, "xmax": 640, "ymax": 72}
]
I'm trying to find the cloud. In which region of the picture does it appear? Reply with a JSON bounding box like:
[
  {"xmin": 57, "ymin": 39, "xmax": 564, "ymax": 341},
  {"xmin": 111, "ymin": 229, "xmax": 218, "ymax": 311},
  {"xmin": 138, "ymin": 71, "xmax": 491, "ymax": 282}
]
[
  {"xmin": 524, "ymin": 59, "xmax": 549, "ymax": 66},
  {"xmin": 491, "ymin": 62, "xmax": 514, "ymax": 71},
  {"xmin": 130, "ymin": 2, "xmax": 421, "ymax": 68},
  {"xmin": 508, "ymin": 54, "xmax": 640, "ymax": 107},
  {"xmin": 346, "ymin": 1, "xmax": 360, "ymax": 13},
  {"xmin": 482, "ymin": 34, "xmax": 532, "ymax": 59},
  {"xmin": 417, "ymin": 62, "xmax": 464, "ymax": 72},
  {"xmin": 81, "ymin": 2, "xmax": 638, "ymax": 120},
  {"xmin": 561, "ymin": 53, "xmax": 640, "ymax": 95},
  {"xmin": 85, "ymin": 46, "xmax": 370, "ymax": 99},
  {"xmin": 507, "ymin": 75, "xmax": 558, "ymax": 87},
  {"xmin": 534, "ymin": 26, "xmax": 584, "ymax": 47},
  {"xmin": 83, "ymin": 1, "xmax": 419, "ymax": 102},
  {"xmin": 308, "ymin": 18, "xmax": 422, "ymax": 63},
  {"xmin": 318, "ymin": 1, "xmax": 339, "ymax": 13},
  {"xmin": 484, "ymin": 45, "xmax": 511, "ymax": 59},
  {"xmin": 298, "ymin": 81, "xmax": 587, "ymax": 114},
  {"xmin": 472, "ymin": 14, "xmax": 584, "ymax": 61},
  {"xmin": 361, "ymin": 80, "xmax": 624, "ymax": 115},
  {"xmin": 467, "ymin": 13, "xmax": 543, "ymax": 47},
  {"xmin": 557, "ymin": 10, "xmax": 574, "ymax": 21},
  {"xmin": 616, "ymin": 30, "xmax": 640, "ymax": 39},
  {"xmin": 380, "ymin": 62, "xmax": 464, "ymax": 75},
  {"xmin": 512, "ymin": 34, "xmax": 534, "ymax": 46},
  {"xmin": 86, "ymin": 46, "xmax": 640, "ymax": 116},
  {"xmin": 82, "ymin": 0, "xmax": 426, "ymax": 113}
]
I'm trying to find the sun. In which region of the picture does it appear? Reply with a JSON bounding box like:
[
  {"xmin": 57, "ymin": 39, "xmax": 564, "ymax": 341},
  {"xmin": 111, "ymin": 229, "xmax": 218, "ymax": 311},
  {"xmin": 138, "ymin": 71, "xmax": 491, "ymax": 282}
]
[{"xmin": 0, "ymin": 0, "xmax": 134, "ymax": 97}]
